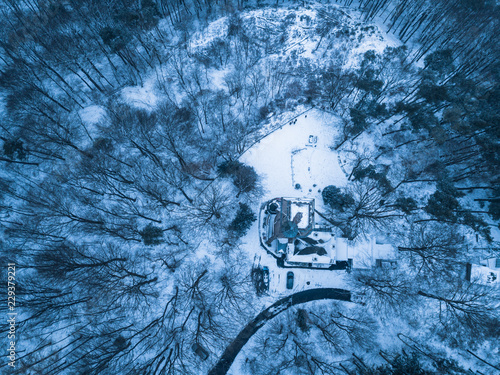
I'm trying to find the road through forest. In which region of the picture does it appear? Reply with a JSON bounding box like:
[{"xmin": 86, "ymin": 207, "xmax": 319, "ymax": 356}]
[{"xmin": 208, "ymin": 288, "xmax": 352, "ymax": 375}]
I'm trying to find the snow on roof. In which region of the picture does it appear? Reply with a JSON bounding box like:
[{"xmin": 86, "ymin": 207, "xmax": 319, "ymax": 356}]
[
  {"xmin": 287, "ymin": 254, "xmax": 333, "ymax": 265},
  {"xmin": 344, "ymin": 237, "xmax": 396, "ymax": 269},
  {"xmin": 285, "ymin": 233, "xmax": 335, "ymax": 266},
  {"xmin": 480, "ymin": 258, "xmax": 500, "ymax": 270},
  {"xmin": 335, "ymin": 237, "xmax": 348, "ymax": 262},
  {"xmin": 290, "ymin": 201, "xmax": 310, "ymax": 229},
  {"xmin": 470, "ymin": 264, "xmax": 500, "ymax": 285},
  {"xmin": 373, "ymin": 242, "xmax": 394, "ymax": 260}
]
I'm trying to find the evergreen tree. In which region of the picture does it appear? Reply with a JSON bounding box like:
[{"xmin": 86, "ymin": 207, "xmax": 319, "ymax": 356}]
[
  {"xmin": 217, "ymin": 160, "xmax": 243, "ymax": 177},
  {"xmin": 139, "ymin": 224, "xmax": 164, "ymax": 245},
  {"xmin": 488, "ymin": 200, "xmax": 500, "ymax": 221},
  {"xmin": 217, "ymin": 161, "xmax": 258, "ymax": 196},
  {"xmin": 2, "ymin": 139, "xmax": 26, "ymax": 160},
  {"xmin": 229, "ymin": 203, "xmax": 256, "ymax": 237},
  {"xmin": 233, "ymin": 165, "xmax": 258, "ymax": 197},
  {"xmin": 395, "ymin": 197, "xmax": 417, "ymax": 214},
  {"xmin": 425, "ymin": 180, "xmax": 464, "ymax": 221},
  {"xmin": 322, "ymin": 185, "xmax": 355, "ymax": 212},
  {"xmin": 356, "ymin": 352, "xmax": 441, "ymax": 375}
]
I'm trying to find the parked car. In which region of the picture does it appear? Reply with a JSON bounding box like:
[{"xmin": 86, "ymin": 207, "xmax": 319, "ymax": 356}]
[
  {"xmin": 286, "ymin": 271, "xmax": 294, "ymax": 289},
  {"xmin": 262, "ymin": 266, "xmax": 270, "ymax": 290}
]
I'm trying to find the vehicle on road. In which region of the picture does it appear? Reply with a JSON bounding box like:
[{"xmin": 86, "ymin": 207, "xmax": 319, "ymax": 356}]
[{"xmin": 286, "ymin": 271, "xmax": 294, "ymax": 289}]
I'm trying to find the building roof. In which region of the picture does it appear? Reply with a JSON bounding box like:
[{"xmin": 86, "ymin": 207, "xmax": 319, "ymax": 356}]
[{"xmin": 290, "ymin": 202, "xmax": 309, "ymax": 230}]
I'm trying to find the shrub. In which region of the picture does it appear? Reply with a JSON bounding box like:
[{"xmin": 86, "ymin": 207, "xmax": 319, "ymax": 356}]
[
  {"xmin": 113, "ymin": 336, "xmax": 128, "ymax": 351},
  {"xmin": 424, "ymin": 181, "xmax": 463, "ymax": 222},
  {"xmin": 217, "ymin": 160, "xmax": 243, "ymax": 177},
  {"xmin": 227, "ymin": 14, "xmax": 243, "ymax": 37},
  {"xmin": 233, "ymin": 165, "xmax": 258, "ymax": 197},
  {"xmin": 3, "ymin": 139, "xmax": 26, "ymax": 160},
  {"xmin": 418, "ymin": 82, "xmax": 449, "ymax": 104},
  {"xmin": 140, "ymin": 0, "xmax": 160, "ymax": 28},
  {"xmin": 361, "ymin": 352, "xmax": 438, "ymax": 375},
  {"xmin": 259, "ymin": 105, "xmax": 270, "ymax": 120},
  {"xmin": 424, "ymin": 49, "xmax": 454, "ymax": 76},
  {"xmin": 365, "ymin": 100, "xmax": 388, "ymax": 118},
  {"xmin": 99, "ymin": 27, "xmax": 130, "ymax": 52},
  {"xmin": 488, "ymin": 200, "xmax": 500, "ymax": 221},
  {"xmin": 296, "ymin": 309, "xmax": 310, "ymax": 332},
  {"xmin": 139, "ymin": 224, "xmax": 164, "ymax": 245},
  {"xmin": 408, "ymin": 108, "xmax": 439, "ymax": 131},
  {"xmin": 356, "ymin": 76, "xmax": 383, "ymax": 95},
  {"xmin": 285, "ymin": 80, "xmax": 303, "ymax": 99},
  {"xmin": 425, "ymin": 191, "xmax": 459, "ymax": 221},
  {"xmin": 352, "ymin": 164, "xmax": 392, "ymax": 192},
  {"xmin": 460, "ymin": 211, "xmax": 492, "ymax": 242},
  {"xmin": 217, "ymin": 161, "xmax": 258, "ymax": 196},
  {"xmin": 349, "ymin": 107, "xmax": 368, "ymax": 132},
  {"xmin": 92, "ymin": 138, "xmax": 114, "ymax": 153}
]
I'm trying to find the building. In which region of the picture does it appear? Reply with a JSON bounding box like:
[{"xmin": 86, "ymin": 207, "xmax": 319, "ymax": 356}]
[
  {"xmin": 465, "ymin": 257, "xmax": 500, "ymax": 285},
  {"xmin": 259, "ymin": 197, "xmax": 396, "ymax": 269}
]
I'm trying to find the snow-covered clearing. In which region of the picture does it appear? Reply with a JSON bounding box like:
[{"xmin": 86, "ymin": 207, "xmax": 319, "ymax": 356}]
[
  {"xmin": 241, "ymin": 109, "xmax": 348, "ymax": 201},
  {"xmin": 189, "ymin": 16, "xmax": 229, "ymax": 50}
]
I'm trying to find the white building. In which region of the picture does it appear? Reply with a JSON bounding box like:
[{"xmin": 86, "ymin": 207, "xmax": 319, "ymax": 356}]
[
  {"xmin": 466, "ymin": 258, "xmax": 500, "ymax": 285},
  {"xmin": 259, "ymin": 197, "xmax": 396, "ymax": 269}
]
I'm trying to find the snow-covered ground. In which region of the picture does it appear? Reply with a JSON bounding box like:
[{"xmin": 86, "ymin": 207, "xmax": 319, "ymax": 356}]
[
  {"xmin": 268, "ymin": 264, "xmax": 349, "ymax": 296},
  {"xmin": 189, "ymin": 16, "xmax": 229, "ymax": 50},
  {"xmin": 249, "ymin": 243, "xmax": 351, "ymax": 300},
  {"xmin": 241, "ymin": 109, "xmax": 348, "ymax": 201},
  {"xmin": 79, "ymin": 105, "xmax": 107, "ymax": 134},
  {"xmin": 120, "ymin": 78, "xmax": 159, "ymax": 110}
]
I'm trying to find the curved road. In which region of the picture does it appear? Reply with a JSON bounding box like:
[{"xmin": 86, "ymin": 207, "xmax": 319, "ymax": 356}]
[{"xmin": 208, "ymin": 288, "xmax": 351, "ymax": 375}]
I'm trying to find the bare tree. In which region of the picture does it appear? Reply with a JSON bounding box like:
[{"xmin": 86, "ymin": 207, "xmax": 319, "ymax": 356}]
[
  {"xmin": 417, "ymin": 280, "xmax": 500, "ymax": 344},
  {"xmin": 184, "ymin": 184, "xmax": 234, "ymax": 235},
  {"xmin": 247, "ymin": 303, "xmax": 377, "ymax": 375},
  {"xmin": 353, "ymin": 267, "xmax": 416, "ymax": 313},
  {"xmin": 328, "ymin": 179, "xmax": 400, "ymax": 238},
  {"xmin": 396, "ymin": 222, "xmax": 467, "ymax": 275}
]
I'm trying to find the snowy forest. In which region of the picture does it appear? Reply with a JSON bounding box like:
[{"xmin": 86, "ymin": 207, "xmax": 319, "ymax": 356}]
[{"xmin": 0, "ymin": 0, "xmax": 499, "ymax": 374}]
